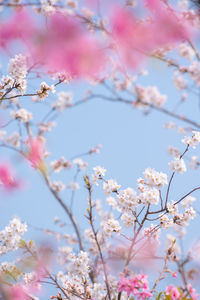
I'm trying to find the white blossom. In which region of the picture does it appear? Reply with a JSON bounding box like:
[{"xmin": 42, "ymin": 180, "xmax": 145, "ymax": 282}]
[
  {"xmin": 182, "ymin": 131, "xmax": 200, "ymax": 148},
  {"xmin": 84, "ymin": 229, "xmax": 100, "ymax": 255},
  {"xmin": 160, "ymin": 215, "xmax": 173, "ymax": 229},
  {"xmin": 106, "ymin": 196, "xmax": 118, "ymax": 209},
  {"xmin": 66, "ymin": 182, "xmax": 80, "ymax": 190},
  {"xmin": 50, "ymin": 157, "xmax": 72, "ymax": 173},
  {"xmin": 143, "ymin": 224, "xmax": 160, "ymax": 241},
  {"xmin": 73, "ymin": 158, "xmax": 88, "ymax": 170},
  {"xmin": 6, "ymin": 132, "xmax": 21, "ymax": 147},
  {"xmin": 0, "ymin": 217, "xmax": 27, "ymax": 255},
  {"xmin": 101, "ymin": 218, "xmax": 121, "ymax": 236},
  {"xmin": 143, "ymin": 168, "xmax": 168, "ymax": 188},
  {"xmin": 181, "ymin": 196, "xmax": 196, "ymax": 208},
  {"xmin": 93, "ymin": 166, "xmax": 106, "ymax": 177},
  {"xmin": 0, "ymin": 130, "xmax": 6, "ymax": 141},
  {"xmin": 23, "ymin": 271, "xmax": 41, "ymax": 290},
  {"xmin": 184, "ymin": 207, "xmax": 196, "ymax": 221},
  {"xmin": 168, "ymin": 145, "xmax": 180, "ymax": 158},
  {"xmin": 91, "ymin": 166, "xmax": 107, "ymax": 185},
  {"xmin": 89, "ymin": 144, "xmax": 102, "ymax": 155},
  {"xmin": 38, "ymin": 121, "xmax": 56, "ymax": 133},
  {"xmin": 57, "ymin": 272, "xmax": 84, "ymax": 298},
  {"xmin": 52, "ymin": 91, "xmax": 73, "ymax": 112},
  {"xmin": 167, "ymin": 201, "xmax": 178, "ymax": 216},
  {"xmin": 50, "ymin": 181, "xmax": 65, "ymax": 193},
  {"xmin": 169, "ymin": 158, "xmax": 187, "ymax": 173},
  {"xmin": 0, "ymin": 262, "xmax": 19, "ymax": 277},
  {"xmin": 178, "ymin": 126, "xmax": 188, "ymax": 135},
  {"xmin": 173, "ymin": 72, "xmax": 187, "ymax": 90},
  {"xmin": 163, "ymin": 121, "xmax": 176, "ymax": 130},
  {"xmin": 68, "ymin": 251, "xmax": 90, "ymax": 278},
  {"xmin": 152, "ymin": 46, "xmax": 172, "ymax": 58},
  {"xmin": 37, "ymin": 82, "xmax": 55, "ymax": 99},
  {"xmin": 174, "ymin": 208, "xmax": 196, "ymax": 226},
  {"xmin": 138, "ymin": 186, "xmax": 160, "ymax": 205},
  {"xmin": 8, "ymin": 54, "xmax": 27, "ymax": 93},
  {"xmin": 178, "ymin": 43, "xmax": 194, "ymax": 60},
  {"xmin": 173, "ymin": 224, "xmax": 186, "ymax": 237},
  {"xmin": 40, "ymin": 0, "xmax": 56, "ymax": 15},
  {"xmin": 116, "ymin": 187, "xmax": 138, "ymax": 211},
  {"xmin": 103, "ymin": 179, "xmax": 121, "ymax": 195},
  {"xmin": 10, "ymin": 108, "xmax": 32, "ymax": 123},
  {"xmin": 135, "ymin": 85, "xmax": 167, "ymax": 108},
  {"xmin": 121, "ymin": 212, "xmax": 135, "ymax": 228},
  {"xmin": 91, "ymin": 283, "xmax": 107, "ymax": 300},
  {"xmin": 57, "ymin": 246, "xmax": 73, "ymax": 265},
  {"xmin": 189, "ymin": 61, "xmax": 200, "ymax": 86},
  {"xmin": 8, "ymin": 54, "xmax": 27, "ymax": 80},
  {"xmin": 189, "ymin": 156, "xmax": 199, "ymax": 170}
]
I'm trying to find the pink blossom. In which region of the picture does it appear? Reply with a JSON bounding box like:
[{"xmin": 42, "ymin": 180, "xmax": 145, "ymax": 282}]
[
  {"xmin": 111, "ymin": 7, "xmax": 145, "ymax": 69},
  {"xmin": 165, "ymin": 285, "xmax": 181, "ymax": 300},
  {"xmin": 0, "ymin": 163, "xmax": 21, "ymax": 191},
  {"xmin": 108, "ymin": 238, "xmax": 159, "ymax": 272},
  {"xmin": 0, "ymin": 11, "xmax": 106, "ymax": 78},
  {"xmin": 187, "ymin": 283, "xmax": 199, "ymax": 300},
  {"xmin": 118, "ymin": 276, "xmax": 133, "ymax": 296},
  {"xmin": 111, "ymin": 1, "xmax": 192, "ymax": 70},
  {"xmin": 9, "ymin": 285, "xmax": 27, "ymax": 300},
  {"xmin": 146, "ymin": 0, "xmax": 191, "ymax": 44},
  {"xmin": 7, "ymin": 281, "xmax": 41, "ymax": 300},
  {"xmin": 50, "ymin": 293, "xmax": 62, "ymax": 299},
  {"xmin": 172, "ymin": 271, "xmax": 178, "ymax": 278},
  {"xmin": 0, "ymin": 10, "xmax": 34, "ymax": 49},
  {"xmin": 34, "ymin": 13, "xmax": 106, "ymax": 78},
  {"xmin": 26, "ymin": 137, "xmax": 45, "ymax": 170},
  {"xmin": 118, "ymin": 273, "xmax": 152, "ymax": 299}
]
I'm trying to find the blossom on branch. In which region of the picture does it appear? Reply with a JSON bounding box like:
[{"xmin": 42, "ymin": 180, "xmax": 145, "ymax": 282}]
[{"xmin": 25, "ymin": 137, "xmax": 46, "ymax": 172}]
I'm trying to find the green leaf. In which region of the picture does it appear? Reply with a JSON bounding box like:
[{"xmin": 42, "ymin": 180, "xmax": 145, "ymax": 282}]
[{"xmin": 18, "ymin": 239, "xmax": 26, "ymax": 248}]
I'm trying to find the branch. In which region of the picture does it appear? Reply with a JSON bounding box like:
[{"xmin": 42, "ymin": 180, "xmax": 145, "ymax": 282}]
[
  {"xmin": 84, "ymin": 175, "xmax": 111, "ymax": 300},
  {"xmin": 43, "ymin": 174, "xmax": 84, "ymax": 251}
]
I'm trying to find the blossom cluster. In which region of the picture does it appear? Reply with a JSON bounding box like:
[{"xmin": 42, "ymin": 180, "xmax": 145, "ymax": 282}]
[
  {"xmin": 0, "ymin": 217, "xmax": 27, "ymax": 255},
  {"xmin": 118, "ymin": 273, "xmax": 152, "ymax": 299}
]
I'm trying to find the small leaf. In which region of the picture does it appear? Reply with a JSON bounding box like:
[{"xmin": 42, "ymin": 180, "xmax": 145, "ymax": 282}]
[{"xmin": 18, "ymin": 239, "xmax": 26, "ymax": 248}]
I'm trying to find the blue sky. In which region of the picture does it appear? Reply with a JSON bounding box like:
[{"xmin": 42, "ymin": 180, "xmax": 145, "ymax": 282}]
[{"xmin": 1, "ymin": 56, "xmax": 200, "ymax": 249}]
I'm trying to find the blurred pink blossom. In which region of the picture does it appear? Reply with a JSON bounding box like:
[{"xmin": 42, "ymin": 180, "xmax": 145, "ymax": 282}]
[
  {"xmin": 0, "ymin": 11, "xmax": 106, "ymax": 78},
  {"xmin": 26, "ymin": 137, "xmax": 45, "ymax": 170},
  {"xmin": 34, "ymin": 13, "xmax": 106, "ymax": 78},
  {"xmin": 111, "ymin": 0, "xmax": 192, "ymax": 69},
  {"xmin": 0, "ymin": 10, "xmax": 34, "ymax": 49},
  {"xmin": 9, "ymin": 285, "xmax": 27, "ymax": 300},
  {"xmin": 146, "ymin": 0, "xmax": 191, "ymax": 44},
  {"xmin": 187, "ymin": 283, "xmax": 199, "ymax": 300},
  {"xmin": 0, "ymin": 162, "xmax": 21, "ymax": 191},
  {"xmin": 7, "ymin": 281, "xmax": 41, "ymax": 300},
  {"xmin": 108, "ymin": 237, "xmax": 159, "ymax": 273}
]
